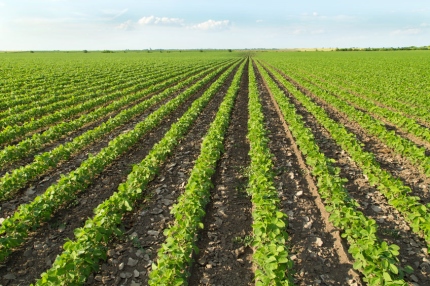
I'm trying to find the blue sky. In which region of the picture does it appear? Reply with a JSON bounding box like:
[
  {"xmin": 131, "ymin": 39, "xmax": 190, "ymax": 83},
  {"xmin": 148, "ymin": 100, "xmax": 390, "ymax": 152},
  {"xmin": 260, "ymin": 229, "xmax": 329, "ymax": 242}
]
[{"xmin": 0, "ymin": 0, "xmax": 429, "ymax": 50}]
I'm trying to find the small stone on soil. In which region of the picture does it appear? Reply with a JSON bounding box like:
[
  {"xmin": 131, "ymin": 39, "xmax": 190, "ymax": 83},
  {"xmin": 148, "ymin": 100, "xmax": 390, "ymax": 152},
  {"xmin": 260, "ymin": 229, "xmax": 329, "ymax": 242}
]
[
  {"xmin": 147, "ymin": 230, "xmax": 159, "ymax": 236},
  {"xmin": 25, "ymin": 188, "xmax": 36, "ymax": 196},
  {"xmin": 129, "ymin": 232, "xmax": 138, "ymax": 239},
  {"xmin": 304, "ymin": 221, "xmax": 313, "ymax": 229},
  {"xmin": 127, "ymin": 257, "xmax": 138, "ymax": 267},
  {"xmin": 314, "ymin": 237, "xmax": 323, "ymax": 247},
  {"xmin": 4, "ymin": 273, "xmax": 16, "ymax": 280},
  {"xmin": 371, "ymin": 205, "xmax": 382, "ymax": 213},
  {"xmin": 197, "ymin": 256, "xmax": 206, "ymax": 265},
  {"xmin": 149, "ymin": 208, "xmax": 163, "ymax": 215},
  {"xmin": 107, "ymin": 249, "xmax": 116, "ymax": 257},
  {"xmin": 161, "ymin": 199, "xmax": 174, "ymax": 206},
  {"xmin": 136, "ymin": 249, "xmax": 144, "ymax": 258},
  {"xmin": 410, "ymin": 274, "xmax": 419, "ymax": 282},
  {"xmin": 24, "ymin": 248, "xmax": 33, "ymax": 257},
  {"xmin": 45, "ymin": 257, "xmax": 52, "ymax": 267},
  {"xmin": 120, "ymin": 272, "xmax": 133, "ymax": 279},
  {"xmin": 214, "ymin": 217, "xmax": 223, "ymax": 227}
]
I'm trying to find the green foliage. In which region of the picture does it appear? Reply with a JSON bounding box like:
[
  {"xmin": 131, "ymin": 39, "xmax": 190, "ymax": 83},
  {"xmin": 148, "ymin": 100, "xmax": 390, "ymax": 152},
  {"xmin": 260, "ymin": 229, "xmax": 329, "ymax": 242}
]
[
  {"xmin": 256, "ymin": 60, "xmax": 409, "ymax": 285},
  {"xmin": 32, "ymin": 60, "xmax": 242, "ymax": 285},
  {"xmin": 0, "ymin": 60, "xmax": 234, "ymax": 200},
  {"xmin": 257, "ymin": 59, "xmax": 430, "ymax": 252},
  {"xmin": 247, "ymin": 62, "xmax": 293, "ymax": 285},
  {"xmin": 0, "ymin": 61, "xmax": 240, "ymax": 265},
  {"xmin": 286, "ymin": 71, "xmax": 430, "ymax": 176},
  {"xmin": 148, "ymin": 60, "xmax": 246, "ymax": 285}
]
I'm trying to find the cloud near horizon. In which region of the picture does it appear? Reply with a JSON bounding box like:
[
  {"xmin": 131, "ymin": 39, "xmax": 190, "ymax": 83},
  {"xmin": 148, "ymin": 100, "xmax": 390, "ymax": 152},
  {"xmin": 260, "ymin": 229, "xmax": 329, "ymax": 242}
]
[
  {"xmin": 116, "ymin": 20, "xmax": 134, "ymax": 31},
  {"xmin": 117, "ymin": 16, "xmax": 232, "ymax": 31},
  {"xmin": 1, "ymin": 0, "xmax": 429, "ymax": 50},
  {"xmin": 138, "ymin": 16, "xmax": 185, "ymax": 26},
  {"xmin": 190, "ymin": 19, "xmax": 231, "ymax": 31}
]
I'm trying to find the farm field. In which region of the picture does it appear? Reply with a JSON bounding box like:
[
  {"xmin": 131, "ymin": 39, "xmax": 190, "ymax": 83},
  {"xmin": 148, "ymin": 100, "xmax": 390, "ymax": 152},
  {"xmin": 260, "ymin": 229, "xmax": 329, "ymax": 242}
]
[{"xmin": 0, "ymin": 50, "xmax": 429, "ymax": 285}]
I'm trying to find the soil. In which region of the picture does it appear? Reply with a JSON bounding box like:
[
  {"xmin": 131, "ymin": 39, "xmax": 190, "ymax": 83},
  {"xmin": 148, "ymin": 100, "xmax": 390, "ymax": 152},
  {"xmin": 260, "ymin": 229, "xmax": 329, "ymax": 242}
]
[
  {"xmin": 1, "ymin": 57, "xmax": 429, "ymax": 286},
  {"xmin": 0, "ymin": 62, "xmax": 236, "ymax": 286},
  {"xmin": 80, "ymin": 62, "xmax": 243, "ymax": 286},
  {"xmin": 188, "ymin": 60, "xmax": 254, "ymax": 286},
  {"xmin": 254, "ymin": 61, "xmax": 362, "ymax": 286},
  {"xmin": 262, "ymin": 63, "xmax": 430, "ymax": 285},
  {"xmin": 0, "ymin": 64, "xmax": 222, "ymax": 177},
  {"xmin": 269, "ymin": 66, "xmax": 430, "ymax": 206},
  {"xmin": 0, "ymin": 63, "xmax": 231, "ymax": 217}
]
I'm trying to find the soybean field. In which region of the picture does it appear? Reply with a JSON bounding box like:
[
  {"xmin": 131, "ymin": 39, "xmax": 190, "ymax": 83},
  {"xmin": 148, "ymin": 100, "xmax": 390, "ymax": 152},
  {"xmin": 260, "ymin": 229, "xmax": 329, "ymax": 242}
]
[{"xmin": 0, "ymin": 50, "xmax": 429, "ymax": 285}]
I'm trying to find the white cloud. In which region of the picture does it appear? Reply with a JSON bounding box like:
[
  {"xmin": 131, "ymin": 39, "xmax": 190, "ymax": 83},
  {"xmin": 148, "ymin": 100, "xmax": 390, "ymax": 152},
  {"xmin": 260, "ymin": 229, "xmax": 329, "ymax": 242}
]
[
  {"xmin": 136, "ymin": 16, "xmax": 230, "ymax": 31},
  {"xmin": 191, "ymin": 20, "xmax": 231, "ymax": 31},
  {"xmin": 138, "ymin": 16, "xmax": 184, "ymax": 26},
  {"xmin": 312, "ymin": 12, "xmax": 318, "ymax": 16},
  {"xmin": 116, "ymin": 20, "xmax": 134, "ymax": 31},
  {"xmin": 256, "ymin": 19, "xmax": 264, "ymax": 23}
]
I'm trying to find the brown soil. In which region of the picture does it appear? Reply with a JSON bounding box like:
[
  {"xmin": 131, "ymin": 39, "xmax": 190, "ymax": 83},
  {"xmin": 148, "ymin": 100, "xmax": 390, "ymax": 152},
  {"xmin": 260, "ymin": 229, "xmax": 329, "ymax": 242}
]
[
  {"xmin": 270, "ymin": 66, "xmax": 430, "ymax": 206},
  {"xmin": 300, "ymin": 71, "xmax": 430, "ymax": 130},
  {"xmin": 81, "ymin": 62, "xmax": 242, "ymax": 286},
  {"xmin": 0, "ymin": 65, "xmax": 221, "ymax": 176},
  {"xmin": 254, "ymin": 62, "xmax": 362, "ymax": 286},
  {"xmin": 2, "ymin": 57, "xmax": 429, "ymax": 286},
  {"xmin": 0, "ymin": 63, "xmax": 233, "ymax": 218},
  {"xmin": 262, "ymin": 63, "xmax": 430, "ymax": 285},
  {"xmin": 188, "ymin": 60, "xmax": 254, "ymax": 286},
  {"xmin": 0, "ymin": 63, "xmax": 236, "ymax": 286},
  {"xmin": 299, "ymin": 74, "xmax": 430, "ymax": 151}
]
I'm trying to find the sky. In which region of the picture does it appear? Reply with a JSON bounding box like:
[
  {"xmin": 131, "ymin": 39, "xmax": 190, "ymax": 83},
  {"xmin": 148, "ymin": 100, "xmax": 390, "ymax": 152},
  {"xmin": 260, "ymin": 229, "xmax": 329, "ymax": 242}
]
[{"xmin": 0, "ymin": 0, "xmax": 429, "ymax": 50}]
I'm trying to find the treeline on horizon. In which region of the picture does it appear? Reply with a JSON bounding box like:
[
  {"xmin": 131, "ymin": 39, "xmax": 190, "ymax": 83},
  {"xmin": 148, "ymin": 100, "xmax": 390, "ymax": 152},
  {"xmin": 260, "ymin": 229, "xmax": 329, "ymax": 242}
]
[{"xmin": 336, "ymin": 45, "xmax": 430, "ymax": 51}]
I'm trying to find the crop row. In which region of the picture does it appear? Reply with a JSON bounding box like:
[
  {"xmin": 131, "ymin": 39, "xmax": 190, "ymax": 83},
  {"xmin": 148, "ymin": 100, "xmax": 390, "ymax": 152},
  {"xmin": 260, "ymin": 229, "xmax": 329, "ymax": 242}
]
[
  {"xmin": 33, "ymin": 59, "xmax": 243, "ymax": 285},
  {"xmin": 0, "ymin": 64, "xmax": 146, "ymax": 114},
  {"xmin": 256, "ymin": 60, "xmax": 411, "ymax": 285},
  {"xmin": 0, "ymin": 61, "xmax": 238, "ymax": 264},
  {"xmin": 299, "ymin": 53, "xmax": 429, "ymax": 109},
  {"xmin": 300, "ymin": 71, "xmax": 430, "ymax": 128},
  {"xmin": 0, "ymin": 59, "xmax": 231, "ymax": 170},
  {"xmin": 0, "ymin": 63, "xmax": 209, "ymax": 146},
  {"xmin": 297, "ymin": 71, "xmax": 430, "ymax": 145},
  {"xmin": 148, "ymin": 59, "xmax": 246, "ymax": 285},
  {"xmin": 257, "ymin": 60, "xmax": 430, "ymax": 250},
  {"xmin": 0, "ymin": 70, "xmax": 110, "ymax": 111},
  {"xmin": 0, "ymin": 57, "xmax": 186, "ymax": 111},
  {"xmin": 278, "ymin": 69, "xmax": 430, "ymax": 177},
  {"xmin": 0, "ymin": 65, "xmax": 144, "ymax": 122},
  {"xmin": 0, "ymin": 60, "xmax": 234, "ymax": 202},
  {"xmin": 246, "ymin": 62, "xmax": 292, "ymax": 285},
  {"xmin": 0, "ymin": 62, "xmax": 188, "ymax": 126}
]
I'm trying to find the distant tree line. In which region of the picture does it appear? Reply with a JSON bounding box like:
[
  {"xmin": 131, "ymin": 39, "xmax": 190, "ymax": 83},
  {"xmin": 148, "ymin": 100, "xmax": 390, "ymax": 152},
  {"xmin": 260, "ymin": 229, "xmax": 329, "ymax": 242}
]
[{"xmin": 336, "ymin": 46, "xmax": 430, "ymax": 51}]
